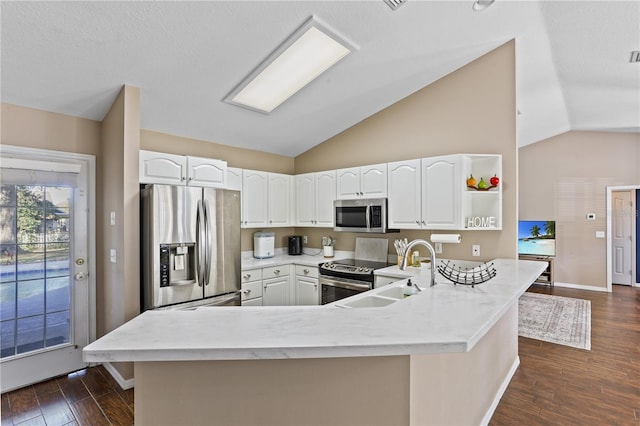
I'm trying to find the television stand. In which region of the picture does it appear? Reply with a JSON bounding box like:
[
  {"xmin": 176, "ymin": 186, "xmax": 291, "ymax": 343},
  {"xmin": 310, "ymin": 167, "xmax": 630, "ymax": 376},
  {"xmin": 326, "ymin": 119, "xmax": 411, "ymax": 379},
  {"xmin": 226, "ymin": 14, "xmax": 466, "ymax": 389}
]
[{"xmin": 519, "ymin": 255, "xmax": 554, "ymax": 287}]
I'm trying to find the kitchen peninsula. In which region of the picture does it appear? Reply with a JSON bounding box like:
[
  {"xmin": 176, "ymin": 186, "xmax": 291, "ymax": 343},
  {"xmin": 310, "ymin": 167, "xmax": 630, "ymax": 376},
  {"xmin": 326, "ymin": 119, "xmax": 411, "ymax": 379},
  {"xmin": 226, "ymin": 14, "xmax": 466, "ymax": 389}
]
[{"xmin": 83, "ymin": 258, "xmax": 546, "ymax": 426}]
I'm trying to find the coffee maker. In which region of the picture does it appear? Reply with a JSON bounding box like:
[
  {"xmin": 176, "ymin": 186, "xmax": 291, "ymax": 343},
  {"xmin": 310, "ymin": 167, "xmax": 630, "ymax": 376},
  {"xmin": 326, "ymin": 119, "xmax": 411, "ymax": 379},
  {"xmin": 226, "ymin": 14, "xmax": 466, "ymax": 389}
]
[{"xmin": 288, "ymin": 236, "xmax": 303, "ymax": 255}]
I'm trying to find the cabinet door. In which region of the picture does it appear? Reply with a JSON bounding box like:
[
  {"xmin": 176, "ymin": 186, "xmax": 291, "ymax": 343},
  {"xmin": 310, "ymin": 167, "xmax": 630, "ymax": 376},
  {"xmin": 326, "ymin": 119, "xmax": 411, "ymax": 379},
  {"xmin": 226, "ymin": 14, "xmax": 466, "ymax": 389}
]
[
  {"xmin": 295, "ymin": 173, "xmax": 316, "ymax": 226},
  {"xmin": 360, "ymin": 163, "xmax": 387, "ymax": 198},
  {"xmin": 226, "ymin": 167, "xmax": 243, "ymax": 191},
  {"xmin": 242, "ymin": 297, "xmax": 263, "ymax": 306},
  {"xmin": 262, "ymin": 276, "xmax": 290, "ymax": 306},
  {"xmin": 139, "ymin": 150, "xmax": 186, "ymax": 185},
  {"xmin": 422, "ymin": 155, "xmax": 461, "ymax": 229},
  {"xmin": 242, "ymin": 170, "xmax": 268, "ymax": 228},
  {"xmin": 315, "ymin": 171, "xmax": 336, "ymax": 227},
  {"xmin": 336, "ymin": 167, "xmax": 360, "ymax": 199},
  {"xmin": 387, "ymin": 159, "xmax": 422, "ymax": 229},
  {"xmin": 295, "ymin": 275, "xmax": 319, "ymax": 305},
  {"xmin": 268, "ymin": 173, "xmax": 291, "ymax": 226},
  {"xmin": 187, "ymin": 156, "xmax": 227, "ymax": 187}
]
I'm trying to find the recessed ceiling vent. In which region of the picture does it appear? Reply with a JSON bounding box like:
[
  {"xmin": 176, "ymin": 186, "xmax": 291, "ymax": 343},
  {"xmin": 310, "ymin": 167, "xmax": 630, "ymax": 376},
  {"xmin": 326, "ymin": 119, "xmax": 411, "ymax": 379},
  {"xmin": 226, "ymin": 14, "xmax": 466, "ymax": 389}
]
[
  {"xmin": 384, "ymin": 0, "xmax": 407, "ymax": 11},
  {"xmin": 630, "ymin": 51, "xmax": 640, "ymax": 63}
]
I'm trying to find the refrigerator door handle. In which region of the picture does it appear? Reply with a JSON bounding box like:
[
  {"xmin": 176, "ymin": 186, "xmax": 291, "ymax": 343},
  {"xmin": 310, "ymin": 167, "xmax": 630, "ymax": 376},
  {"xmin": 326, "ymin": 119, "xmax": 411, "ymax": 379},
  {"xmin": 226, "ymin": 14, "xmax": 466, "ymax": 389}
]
[
  {"xmin": 203, "ymin": 200, "xmax": 212, "ymax": 286},
  {"xmin": 196, "ymin": 200, "xmax": 206, "ymax": 287}
]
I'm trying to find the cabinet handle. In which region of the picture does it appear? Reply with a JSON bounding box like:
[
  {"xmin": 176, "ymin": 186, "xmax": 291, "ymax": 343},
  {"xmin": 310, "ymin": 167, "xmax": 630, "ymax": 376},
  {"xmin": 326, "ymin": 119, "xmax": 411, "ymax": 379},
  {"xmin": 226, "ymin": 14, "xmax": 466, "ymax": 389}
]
[
  {"xmin": 243, "ymin": 289, "xmax": 251, "ymax": 294},
  {"xmin": 189, "ymin": 176, "xmax": 194, "ymax": 180},
  {"xmin": 274, "ymin": 270, "xmax": 280, "ymax": 275},
  {"xmin": 243, "ymin": 274, "xmax": 251, "ymax": 279},
  {"xmin": 304, "ymin": 269, "xmax": 309, "ymax": 274},
  {"xmin": 421, "ymin": 221, "xmax": 426, "ymax": 225},
  {"xmin": 181, "ymin": 176, "xmax": 186, "ymax": 181},
  {"xmin": 269, "ymin": 220, "xmax": 273, "ymax": 224},
  {"xmin": 416, "ymin": 221, "xmax": 420, "ymax": 225}
]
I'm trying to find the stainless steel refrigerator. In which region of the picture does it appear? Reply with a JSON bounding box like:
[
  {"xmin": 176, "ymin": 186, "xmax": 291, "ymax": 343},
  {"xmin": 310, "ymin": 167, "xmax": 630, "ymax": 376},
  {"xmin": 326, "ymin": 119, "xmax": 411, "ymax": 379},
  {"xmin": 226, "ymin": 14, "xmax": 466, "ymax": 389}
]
[{"xmin": 141, "ymin": 184, "xmax": 241, "ymax": 310}]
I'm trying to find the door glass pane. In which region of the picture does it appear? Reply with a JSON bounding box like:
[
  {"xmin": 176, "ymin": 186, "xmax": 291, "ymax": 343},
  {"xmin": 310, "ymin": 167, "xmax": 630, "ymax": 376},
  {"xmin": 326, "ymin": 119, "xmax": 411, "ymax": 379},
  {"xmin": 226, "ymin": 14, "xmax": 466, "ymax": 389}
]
[{"xmin": 0, "ymin": 184, "xmax": 73, "ymax": 359}]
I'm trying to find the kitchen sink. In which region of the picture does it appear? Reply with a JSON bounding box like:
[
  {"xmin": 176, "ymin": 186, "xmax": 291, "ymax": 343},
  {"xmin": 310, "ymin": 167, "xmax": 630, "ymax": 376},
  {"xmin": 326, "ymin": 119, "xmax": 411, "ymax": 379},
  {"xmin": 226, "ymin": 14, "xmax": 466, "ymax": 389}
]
[
  {"xmin": 339, "ymin": 295, "xmax": 397, "ymax": 308},
  {"xmin": 375, "ymin": 286, "xmax": 406, "ymax": 300}
]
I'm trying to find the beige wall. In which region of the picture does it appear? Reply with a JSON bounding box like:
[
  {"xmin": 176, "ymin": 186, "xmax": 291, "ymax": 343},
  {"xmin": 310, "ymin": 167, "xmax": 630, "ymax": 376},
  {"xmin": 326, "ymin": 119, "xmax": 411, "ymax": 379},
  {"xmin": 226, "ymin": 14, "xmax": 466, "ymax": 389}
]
[
  {"xmin": 519, "ymin": 131, "xmax": 640, "ymax": 289},
  {"xmin": 295, "ymin": 41, "xmax": 517, "ymax": 261},
  {"xmin": 99, "ymin": 86, "xmax": 141, "ymax": 380},
  {"xmin": 1, "ymin": 103, "xmax": 101, "ymax": 155}
]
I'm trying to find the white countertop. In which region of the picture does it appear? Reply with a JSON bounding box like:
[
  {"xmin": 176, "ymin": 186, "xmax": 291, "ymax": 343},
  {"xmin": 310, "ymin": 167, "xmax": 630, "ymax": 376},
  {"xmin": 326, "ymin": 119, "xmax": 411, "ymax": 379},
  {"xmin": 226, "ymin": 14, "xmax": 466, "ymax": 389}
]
[
  {"xmin": 240, "ymin": 248, "xmax": 351, "ymax": 270},
  {"xmin": 83, "ymin": 258, "xmax": 546, "ymax": 363}
]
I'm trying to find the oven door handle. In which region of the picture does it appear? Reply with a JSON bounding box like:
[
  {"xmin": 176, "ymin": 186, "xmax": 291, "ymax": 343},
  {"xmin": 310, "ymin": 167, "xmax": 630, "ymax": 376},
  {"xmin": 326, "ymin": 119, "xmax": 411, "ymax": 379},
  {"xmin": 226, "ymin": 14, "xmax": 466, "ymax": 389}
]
[{"xmin": 320, "ymin": 276, "xmax": 372, "ymax": 292}]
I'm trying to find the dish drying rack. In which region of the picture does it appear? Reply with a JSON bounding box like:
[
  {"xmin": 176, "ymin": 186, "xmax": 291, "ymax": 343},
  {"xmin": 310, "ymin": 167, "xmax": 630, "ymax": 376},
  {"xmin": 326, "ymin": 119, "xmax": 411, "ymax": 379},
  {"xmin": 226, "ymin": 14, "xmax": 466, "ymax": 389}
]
[{"xmin": 436, "ymin": 260, "xmax": 497, "ymax": 287}]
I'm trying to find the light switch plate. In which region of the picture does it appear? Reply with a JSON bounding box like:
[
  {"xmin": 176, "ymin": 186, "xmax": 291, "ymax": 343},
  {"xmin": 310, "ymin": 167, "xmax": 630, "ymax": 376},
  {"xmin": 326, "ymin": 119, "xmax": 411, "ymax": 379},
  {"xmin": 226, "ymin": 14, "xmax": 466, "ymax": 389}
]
[
  {"xmin": 595, "ymin": 231, "xmax": 605, "ymax": 238},
  {"xmin": 110, "ymin": 211, "xmax": 116, "ymax": 226},
  {"xmin": 110, "ymin": 249, "xmax": 117, "ymax": 263},
  {"xmin": 472, "ymin": 245, "xmax": 480, "ymax": 257},
  {"xmin": 435, "ymin": 242, "xmax": 443, "ymax": 254}
]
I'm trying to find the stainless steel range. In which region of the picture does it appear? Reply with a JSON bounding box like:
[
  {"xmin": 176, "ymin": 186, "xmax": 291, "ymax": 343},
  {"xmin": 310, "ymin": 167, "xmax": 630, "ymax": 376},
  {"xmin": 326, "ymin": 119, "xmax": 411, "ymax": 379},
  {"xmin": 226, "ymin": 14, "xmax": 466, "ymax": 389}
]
[
  {"xmin": 319, "ymin": 237, "xmax": 391, "ymax": 305},
  {"xmin": 319, "ymin": 259, "xmax": 391, "ymax": 304}
]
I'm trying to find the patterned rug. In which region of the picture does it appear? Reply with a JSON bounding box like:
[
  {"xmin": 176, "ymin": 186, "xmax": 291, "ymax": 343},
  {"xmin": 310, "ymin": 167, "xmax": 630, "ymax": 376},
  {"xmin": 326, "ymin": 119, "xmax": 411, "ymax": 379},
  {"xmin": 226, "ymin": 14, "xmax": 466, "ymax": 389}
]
[{"xmin": 518, "ymin": 292, "xmax": 591, "ymax": 350}]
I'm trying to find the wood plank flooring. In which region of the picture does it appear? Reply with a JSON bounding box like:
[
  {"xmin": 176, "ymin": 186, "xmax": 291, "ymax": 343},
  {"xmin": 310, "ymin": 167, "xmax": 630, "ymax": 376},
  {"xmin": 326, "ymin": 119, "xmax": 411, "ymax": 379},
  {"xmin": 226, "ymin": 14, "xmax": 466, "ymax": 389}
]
[
  {"xmin": 1, "ymin": 365, "xmax": 133, "ymax": 426},
  {"xmin": 1, "ymin": 284, "xmax": 638, "ymax": 425},
  {"xmin": 491, "ymin": 284, "xmax": 640, "ymax": 425}
]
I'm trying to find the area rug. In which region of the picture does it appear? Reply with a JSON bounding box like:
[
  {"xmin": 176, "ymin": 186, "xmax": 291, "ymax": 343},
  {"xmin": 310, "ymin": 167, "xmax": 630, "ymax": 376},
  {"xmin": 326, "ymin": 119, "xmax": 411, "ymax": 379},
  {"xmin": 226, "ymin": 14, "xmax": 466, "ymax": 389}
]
[{"xmin": 518, "ymin": 292, "xmax": 591, "ymax": 350}]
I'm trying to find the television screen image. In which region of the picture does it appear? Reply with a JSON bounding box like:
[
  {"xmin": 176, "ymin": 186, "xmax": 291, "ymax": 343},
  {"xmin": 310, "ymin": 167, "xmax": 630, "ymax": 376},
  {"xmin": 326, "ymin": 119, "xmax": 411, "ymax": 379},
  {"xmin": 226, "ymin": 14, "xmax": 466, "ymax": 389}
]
[{"xmin": 518, "ymin": 220, "xmax": 556, "ymax": 256}]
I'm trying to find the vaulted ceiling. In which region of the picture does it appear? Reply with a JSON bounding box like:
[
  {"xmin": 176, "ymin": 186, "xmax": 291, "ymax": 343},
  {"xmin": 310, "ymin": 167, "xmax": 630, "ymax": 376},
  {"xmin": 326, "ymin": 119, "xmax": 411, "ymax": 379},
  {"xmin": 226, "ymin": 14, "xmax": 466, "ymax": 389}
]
[{"xmin": 2, "ymin": 1, "xmax": 638, "ymax": 157}]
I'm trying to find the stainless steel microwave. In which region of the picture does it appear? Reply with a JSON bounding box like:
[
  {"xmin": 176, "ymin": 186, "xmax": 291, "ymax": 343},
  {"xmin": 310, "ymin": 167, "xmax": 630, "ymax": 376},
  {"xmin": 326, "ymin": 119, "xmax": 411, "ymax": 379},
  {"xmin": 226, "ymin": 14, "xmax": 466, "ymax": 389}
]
[{"xmin": 334, "ymin": 198, "xmax": 395, "ymax": 233}]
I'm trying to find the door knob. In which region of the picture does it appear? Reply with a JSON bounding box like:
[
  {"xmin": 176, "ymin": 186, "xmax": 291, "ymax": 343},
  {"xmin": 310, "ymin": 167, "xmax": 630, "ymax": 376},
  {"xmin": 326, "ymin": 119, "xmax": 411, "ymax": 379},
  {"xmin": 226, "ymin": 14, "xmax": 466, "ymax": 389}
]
[{"xmin": 74, "ymin": 272, "xmax": 86, "ymax": 281}]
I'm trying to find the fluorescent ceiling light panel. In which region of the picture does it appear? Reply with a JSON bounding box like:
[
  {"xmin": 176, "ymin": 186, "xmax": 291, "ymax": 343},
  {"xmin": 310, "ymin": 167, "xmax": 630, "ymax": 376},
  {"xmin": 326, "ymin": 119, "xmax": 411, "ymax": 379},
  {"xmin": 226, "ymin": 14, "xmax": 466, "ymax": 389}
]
[{"xmin": 225, "ymin": 17, "xmax": 354, "ymax": 114}]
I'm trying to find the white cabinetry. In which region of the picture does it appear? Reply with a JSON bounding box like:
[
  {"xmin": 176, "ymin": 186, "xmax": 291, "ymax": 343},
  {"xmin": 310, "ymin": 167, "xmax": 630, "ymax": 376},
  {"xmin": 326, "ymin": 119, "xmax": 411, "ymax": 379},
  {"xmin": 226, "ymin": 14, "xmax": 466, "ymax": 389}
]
[
  {"xmin": 295, "ymin": 171, "xmax": 336, "ymax": 227},
  {"xmin": 294, "ymin": 265, "xmax": 319, "ymax": 305},
  {"xmin": 241, "ymin": 269, "xmax": 263, "ymax": 306},
  {"xmin": 226, "ymin": 167, "xmax": 243, "ymax": 191},
  {"xmin": 139, "ymin": 150, "xmax": 227, "ymax": 187},
  {"xmin": 242, "ymin": 170, "xmax": 268, "ymax": 227},
  {"xmin": 241, "ymin": 170, "xmax": 292, "ymax": 228},
  {"xmin": 388, "ymin": 154, "xmax": 500, "ymax": 230},
  {"xmin": 336, "ymin": 164, "xmax": 387, "ymax": 199},
  {"xmin": 268, "ymin": 173, "xmax": 292, "ymax": 227},
  {"xmin": 262, "ymin": 265, "xmax": 291, "ymax": 306}
]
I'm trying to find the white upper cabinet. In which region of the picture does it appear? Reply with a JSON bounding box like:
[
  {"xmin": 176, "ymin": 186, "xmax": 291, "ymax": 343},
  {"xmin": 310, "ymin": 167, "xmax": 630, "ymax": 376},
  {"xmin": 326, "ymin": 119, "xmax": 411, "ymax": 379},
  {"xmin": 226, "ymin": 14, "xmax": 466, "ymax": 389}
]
[
  {"xmin": 267, "ymin": 173, "xmax": 292, "ymax": 227},
  {"xmin": 336, "ymin": 164, "xmax": 387, "ymax": 199},
  {"xmin": 186, "ymin": 156, "xmax": 227, "ymax": 187},
  {"xmin": 242, "ymin": 170, "xmax": 268, "ymax": 228},
  {"xmin": 295, "ymin": 171, "xmax": 336, "ymax": 227},
  {"xmin": 226, "ymin": 167, "xmax": 243, "ymax": 191},
  {"xmin": 388, "ymin": 154, "xmax": 501, "ymax": 230},
  {"xmin": 139, "ymin": 150, "xmax": 187, "ymax": 185},
  {"xmin": 421, "ymin": 155, "xmax": 461, "ymax": 229},
  {"xmin": 139, "ymin": 150, "xmax": 227, "ymax": 188},
  {"xmin": 387, "ymin": 159, "xmax": 422, "ymax": 229}
]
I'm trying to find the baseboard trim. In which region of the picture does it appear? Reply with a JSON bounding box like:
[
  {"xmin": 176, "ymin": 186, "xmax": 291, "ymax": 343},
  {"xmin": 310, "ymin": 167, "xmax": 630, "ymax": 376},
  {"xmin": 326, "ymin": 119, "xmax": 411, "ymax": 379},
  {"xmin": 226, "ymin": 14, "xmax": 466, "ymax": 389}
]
[
  {"xmin": 480, "ymin": 356, "xmax": 520, "ymax": 426},
  {"xmin": 553, "ymin": 282, "xmax": 610, "ymax": 292},
  {"xmin": 103, "ymin": 362, "xmax": 135, "ymax": 390}
]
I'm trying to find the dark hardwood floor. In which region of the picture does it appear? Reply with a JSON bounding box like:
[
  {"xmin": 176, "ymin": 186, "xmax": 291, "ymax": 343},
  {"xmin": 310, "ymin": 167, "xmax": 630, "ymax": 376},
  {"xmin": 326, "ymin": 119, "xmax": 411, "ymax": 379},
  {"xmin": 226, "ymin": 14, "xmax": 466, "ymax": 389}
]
[
  {"xmin": 491, "ymin": 284, "xmax": 640, "ymax": 425},
  {"xmin": 1, "ymin": 365, "xmax": 133, "ymax": 426},
  {"xmin": 2, "ymin": 284, "xmax": 638, "ymax": 425}
]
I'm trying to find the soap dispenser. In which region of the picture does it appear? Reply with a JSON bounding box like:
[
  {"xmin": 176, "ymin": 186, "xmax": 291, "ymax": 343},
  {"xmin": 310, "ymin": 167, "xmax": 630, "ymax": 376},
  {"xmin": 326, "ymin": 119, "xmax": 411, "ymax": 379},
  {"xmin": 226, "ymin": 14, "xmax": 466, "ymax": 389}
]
[{"xmin": 403, "ymin": 279, "xmax": 417, "ymax": 298}]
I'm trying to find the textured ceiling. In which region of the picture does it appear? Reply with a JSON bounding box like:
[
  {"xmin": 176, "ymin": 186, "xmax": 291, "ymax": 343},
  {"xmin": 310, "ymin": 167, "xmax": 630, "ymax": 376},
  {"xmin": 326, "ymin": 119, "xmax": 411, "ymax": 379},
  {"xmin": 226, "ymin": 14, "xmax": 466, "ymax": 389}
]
[{"xmin": 1, "ymin": 1, "xmax": 638, "ymax": 157}]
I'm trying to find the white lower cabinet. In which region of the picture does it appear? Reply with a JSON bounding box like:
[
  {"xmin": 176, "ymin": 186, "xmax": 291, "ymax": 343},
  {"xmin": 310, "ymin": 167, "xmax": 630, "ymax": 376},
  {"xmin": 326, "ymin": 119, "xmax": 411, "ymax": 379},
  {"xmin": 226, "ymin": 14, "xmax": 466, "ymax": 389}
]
[
  {"xmin": 241, "ymin": 269, "xmax": 263, "ymax": 306},
  {"xmin": 294, "ymin": 265, "xmax": 319, "ymax": 305},
  {"xmin": 262, "ymin": 265, "xmax": 291, "ymax": 306}
]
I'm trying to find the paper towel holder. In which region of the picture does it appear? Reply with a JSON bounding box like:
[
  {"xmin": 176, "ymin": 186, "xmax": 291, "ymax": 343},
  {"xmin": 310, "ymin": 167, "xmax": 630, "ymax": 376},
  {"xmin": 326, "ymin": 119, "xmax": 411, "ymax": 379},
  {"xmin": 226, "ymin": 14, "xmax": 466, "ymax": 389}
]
[{"xmin": 430, "ymin": 234, "xmax": 461, "ymax": 244}]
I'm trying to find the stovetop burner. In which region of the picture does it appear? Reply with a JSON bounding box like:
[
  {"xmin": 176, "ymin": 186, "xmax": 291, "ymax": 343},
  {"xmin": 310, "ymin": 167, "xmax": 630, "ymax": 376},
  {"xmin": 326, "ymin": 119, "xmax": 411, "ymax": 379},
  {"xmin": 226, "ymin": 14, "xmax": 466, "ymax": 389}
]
[{"xmin": 319, "ymin": 258, "xmax": 392, "ymax": 277}]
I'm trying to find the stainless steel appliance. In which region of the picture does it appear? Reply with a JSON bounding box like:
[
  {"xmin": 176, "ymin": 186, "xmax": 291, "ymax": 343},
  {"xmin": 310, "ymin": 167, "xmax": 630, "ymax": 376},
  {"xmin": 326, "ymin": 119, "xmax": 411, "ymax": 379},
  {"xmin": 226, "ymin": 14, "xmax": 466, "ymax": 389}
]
[
  {"xmin": 288, "ymin": 235, "xmax": 303, "ymax": 255},
  {"xmin": 334, "ymin": 198, "xmax": 395, "ymax": 233},
  {"xmin": 319, "ymin": 259, "xmax": 391, "ymax": 304},
  {"xmin": 141, "ymin": 184, "xmax": 241, "ymax": 310},
  {"xmin": 319, "ymin": 237, "xmax": 391, "ymax": 304}
]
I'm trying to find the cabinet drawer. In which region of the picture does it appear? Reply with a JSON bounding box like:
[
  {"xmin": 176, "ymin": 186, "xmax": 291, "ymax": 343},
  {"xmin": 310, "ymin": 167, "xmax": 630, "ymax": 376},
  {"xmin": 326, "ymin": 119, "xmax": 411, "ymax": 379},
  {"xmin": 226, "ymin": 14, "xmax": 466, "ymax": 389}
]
[
  {"xmin": 241, "ymin": 297, "xmax": 263, "ymax": 306},
  {"xmin": 241, "ymin": 280, "xmax": 263, "ymax": 301},
  {"xmin": 241, "ymin": 269, "xmax": 263, "ymax": 283},
  {"xmin": 263, "ymin": 265, "xmax": 289, "ymax": 278},
  {"xmin": 295, "ymin": 265, "xmax": 318, "ymax": 278}
]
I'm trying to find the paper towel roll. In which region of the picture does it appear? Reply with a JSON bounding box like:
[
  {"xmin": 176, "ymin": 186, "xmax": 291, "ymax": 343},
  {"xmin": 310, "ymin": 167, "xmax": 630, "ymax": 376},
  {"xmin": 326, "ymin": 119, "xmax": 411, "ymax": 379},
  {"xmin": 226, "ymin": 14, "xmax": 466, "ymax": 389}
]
[{"xmin": 430, "ymin": 234, "xmax": 461, "ymax": 244}]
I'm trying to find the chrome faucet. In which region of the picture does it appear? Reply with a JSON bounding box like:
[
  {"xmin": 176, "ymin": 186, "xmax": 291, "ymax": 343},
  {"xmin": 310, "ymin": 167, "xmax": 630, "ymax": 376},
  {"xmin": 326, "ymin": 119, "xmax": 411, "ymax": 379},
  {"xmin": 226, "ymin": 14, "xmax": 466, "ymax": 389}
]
[{"xmin": 400, "ymin": 239, "xmax": 437, "ymax": 287}]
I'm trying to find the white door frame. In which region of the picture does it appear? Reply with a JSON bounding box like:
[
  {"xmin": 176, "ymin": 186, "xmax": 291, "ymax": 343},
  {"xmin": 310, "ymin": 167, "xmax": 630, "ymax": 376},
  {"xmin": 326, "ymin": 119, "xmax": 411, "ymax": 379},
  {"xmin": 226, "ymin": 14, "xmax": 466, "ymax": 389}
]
[
  {"xmin": 0, "ymin": 144, "xmax": 96, "ymax": 390},
  {"xmin": 606, "ymin": 185, "xmax": 639, "ymax": 291}
]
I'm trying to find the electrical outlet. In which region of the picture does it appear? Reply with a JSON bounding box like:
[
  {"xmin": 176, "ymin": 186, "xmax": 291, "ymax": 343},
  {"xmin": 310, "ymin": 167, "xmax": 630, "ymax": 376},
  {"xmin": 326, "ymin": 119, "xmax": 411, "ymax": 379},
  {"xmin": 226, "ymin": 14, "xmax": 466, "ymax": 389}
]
[
  {"xmin": 110, "ymin": 211, "xmax": 116, "ymax": 226},
  {"xmin": 303, "ymin": 235, "xmax": 308, "ymax": 244},
  {"xmin": 435, "ymin": 242, "xmax": 443, "ymax": 254},
  {"xmin": 110, "ymin": 249, "xmax": 117, "ymax": 263},
  {"xmin": 472, "ymin": 245, "xmax": 480, "ymax": 257}
]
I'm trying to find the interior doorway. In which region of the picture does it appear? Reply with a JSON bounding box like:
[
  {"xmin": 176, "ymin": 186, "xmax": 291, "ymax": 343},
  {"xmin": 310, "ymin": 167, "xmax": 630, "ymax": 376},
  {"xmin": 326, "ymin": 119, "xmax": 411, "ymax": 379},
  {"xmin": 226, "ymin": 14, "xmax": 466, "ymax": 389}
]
[{"xmin": 607, "ymin": 186, "xmax": 639, "ymax": 291}]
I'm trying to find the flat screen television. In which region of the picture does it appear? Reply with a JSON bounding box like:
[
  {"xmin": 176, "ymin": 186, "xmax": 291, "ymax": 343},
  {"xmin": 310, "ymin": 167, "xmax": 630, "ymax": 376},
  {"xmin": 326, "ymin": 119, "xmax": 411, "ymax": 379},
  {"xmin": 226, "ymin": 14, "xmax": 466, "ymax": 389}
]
[{"xmin": 518, "ymin": 220, "xmax": 556, "ymax": 257}]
